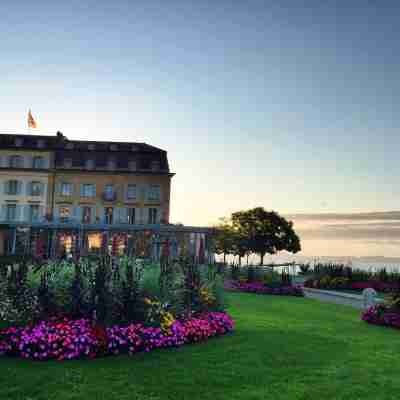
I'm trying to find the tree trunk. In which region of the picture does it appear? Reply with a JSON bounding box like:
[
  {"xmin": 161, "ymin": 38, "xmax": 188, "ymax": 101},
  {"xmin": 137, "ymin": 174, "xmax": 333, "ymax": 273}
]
[
  {"xmin": 238, "ymin": 256, "xmax": 242, "ymax": 267},
  {"xmin": 246, "ymin": 254, "xmax": 249, "ymax": 266},
  {"xmin": 223, "ymin": 253, "xmax": 226, "ymax": 265},
  {"xmin": 260, "ymin": 253, "xmax": 264, "ymax": 266}
]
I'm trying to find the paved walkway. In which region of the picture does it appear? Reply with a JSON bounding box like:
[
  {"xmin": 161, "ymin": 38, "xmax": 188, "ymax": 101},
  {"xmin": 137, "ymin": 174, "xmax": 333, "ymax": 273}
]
[{"xmin": 303, "ymin": 287, "xmax": 367, "ymax": 309}]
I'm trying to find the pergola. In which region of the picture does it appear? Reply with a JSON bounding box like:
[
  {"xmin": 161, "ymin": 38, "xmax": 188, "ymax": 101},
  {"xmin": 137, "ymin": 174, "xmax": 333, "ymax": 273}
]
[{"xmin": 1, "ymin": 222, "xmax": 215, "ymax": 263}]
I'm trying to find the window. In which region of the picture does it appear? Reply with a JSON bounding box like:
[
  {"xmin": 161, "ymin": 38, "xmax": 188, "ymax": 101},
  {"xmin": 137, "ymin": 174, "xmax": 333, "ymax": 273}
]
[
  {"xmin": 86, "ymin": 159, "xmax": 95, "ymax": 169},
  {"xmin": 80, "ymin": 184, "xmax": 96, "ymax": 197},
  {"xmin": 147, "ymin": 185, "xmax": 161, "ymax": 201},
  {"xmin": 88, "ymin": 144, "xmax": 96, "ymax": 150},
  {"xmin": 32, "ymin": 156, "xmax": 44, "ymax": 169},
  {"xmin": 37, "ymin": 139, "xmax": 45, "ymax": 148},
  {"xmin": 59, "ymin": 206, "xmax": 70, "ymax": 221},
  {"xmin": 151, "ymin": 160, "xmax": 160, "ymax": 171},
  {"xmin": 104, "ymin": 184, "xmax": 115, "ymax": 201},
  {"xmin": 66, "ymin": 143, "xmax": 74, "ymax": 150},
  {"xmin": 105, "ymin": 207, "xmax": 113, "ymax": 224},
  {"xmin": 60, "ymin": 182, "xmax": 73, "ymax": 196},
  {"xmin": 126, "ymin": 184, "xmax": 137, "ymax": 200},
  {"xmin": 15, "ymin": 138, "xmax": 24, "ymax": 147},
  {"xmin": 30, "ymin": 181, "xmax": 43, "ymax": 196},
  {"xmin": 128, "ymin": 160, "xmax": 137, "ymax": 171},
  {"xmin": 6, "ymin": 204, "xmax": 17, "ymax": 221},
  {"xmin": 6, "ymin": 180, "xmax": 19, "ymax": 195},
  {"xmin": 148, "ymin": 208, "xmax": 157, "ymax": 224},
  {"xmin": 110, "ymin": 144, "xmax": 118, "ymax": 151},
  {"xmin": 87, "ymin": 233, "xmax": 102, "ymax": 253},
  {"xmin": 63, "ymin": 158, "xmax": 73, "ymax": 168},
  {"xmin": 30, "ymin": 205, "xmax": 40, "ymax": 222},
  {"xmin": 9, "ymin": 155, "xmax": 23, "ymax": 168},
  {"xmin": 107, "ymin": 158, "xmax": 116, "ymax": 170},
  {"xmin": 82, "ymin": 206, "xmax": 92, "ymax": 224},
  {"xmin": 128, "ymin": 208, "xmax": 136, "ymax": 224}
]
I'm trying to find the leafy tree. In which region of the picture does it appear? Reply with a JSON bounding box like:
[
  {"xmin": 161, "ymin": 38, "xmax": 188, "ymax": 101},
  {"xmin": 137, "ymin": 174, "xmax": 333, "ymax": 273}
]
[
  {"xmin": 214, "ymin": 218, "xmax": 235, "ymax": 265},
  {"xmin": 231, "ymin": 230, "xmax": 250, "ymax": 267},
  {"xmin": 232, "ymin": 208, "xmax": 301, "ymax": 266}
]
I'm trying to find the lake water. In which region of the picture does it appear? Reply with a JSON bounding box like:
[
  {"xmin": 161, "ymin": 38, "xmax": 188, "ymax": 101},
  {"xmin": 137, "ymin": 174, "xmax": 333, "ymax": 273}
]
[{"xmin": 216, "ymin": 254, "xmax": 400, "ymax": 273}]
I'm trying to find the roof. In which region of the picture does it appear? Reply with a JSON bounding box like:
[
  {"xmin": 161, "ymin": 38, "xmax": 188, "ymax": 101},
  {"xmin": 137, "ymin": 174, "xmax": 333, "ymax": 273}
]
[
  {"xmin": 0, "ymin": 132, "xmax": 167, "ymax": 153},
  {"xmin": 0, "ymin": 132, "xmax": 171, "ymax": 173}
]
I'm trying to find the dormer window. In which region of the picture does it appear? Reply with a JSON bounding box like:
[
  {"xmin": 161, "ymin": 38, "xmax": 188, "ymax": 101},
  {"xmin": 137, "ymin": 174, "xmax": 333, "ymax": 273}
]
[
  {"xmin": 151, "ymin": 160, "xmax": 160, "ymax": 171},
  {"xmin": 128, "ymin": 160, "xmax": 137, "ymax": 171},
  {"xmin": 88, "ymin": 144, "xmax": 96, "ymax": 151},
  {"xmin": 86, "ymin": 159, "xmax": 95, "ymax": 169},
  {"xmin": 15, "ymin": 138, "xmax": 24, "ymax": 147},
  {"xmin": 64, "ymin": 158, "xmax": 73, "ymax": 168},
  {"xmin": 37, "ymin": 139, "xmax": 45, "ymax": 148},
  {"xmin": 108, "ymin": 158, "xmax": 116, "ymax": 170},
  {"xmin": 66, "ymin": 142, "xmax": 74, "ymax": 150},
  {"xmin": 110, "ymin": 144, "xmax": 118, "ymax": 151}
]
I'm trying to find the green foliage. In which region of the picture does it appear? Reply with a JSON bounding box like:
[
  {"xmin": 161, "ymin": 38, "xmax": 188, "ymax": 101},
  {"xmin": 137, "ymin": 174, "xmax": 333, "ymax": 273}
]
[
  {"xmin": 0, "ymin": 262, "xmax": 39, "ymax": 325},
  {"xmin": 0, "ymin": 256, "xmax": 226, "ymax": 327},
  {"xmin": 232, "ymin": 208, "xmax": 301, "ymax": 265}
]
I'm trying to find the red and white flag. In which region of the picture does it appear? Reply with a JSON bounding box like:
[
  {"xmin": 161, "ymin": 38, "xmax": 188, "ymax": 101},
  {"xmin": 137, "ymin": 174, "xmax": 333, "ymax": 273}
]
[{"xmin": 28, "ymin": 109, "xmax": 37, "ymax": 129}]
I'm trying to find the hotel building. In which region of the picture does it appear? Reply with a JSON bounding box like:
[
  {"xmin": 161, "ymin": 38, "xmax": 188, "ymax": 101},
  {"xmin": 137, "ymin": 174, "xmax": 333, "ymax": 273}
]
[{"xmin": 0, "ymin": 132, "xmax": 212, "ymax": 261}]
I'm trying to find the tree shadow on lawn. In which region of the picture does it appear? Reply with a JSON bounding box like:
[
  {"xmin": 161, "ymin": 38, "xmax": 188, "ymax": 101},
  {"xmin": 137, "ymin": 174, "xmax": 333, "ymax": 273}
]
[{"xmin": 0, "ymin": 326, "xmax": 351, "ymax": 400}]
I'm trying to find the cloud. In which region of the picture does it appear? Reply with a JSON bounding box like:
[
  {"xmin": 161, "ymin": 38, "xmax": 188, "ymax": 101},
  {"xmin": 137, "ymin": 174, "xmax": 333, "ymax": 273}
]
[
  {"xmin": 285, "ymin": 211, "xmax": 400, "ymax": 222},
  {"xmin": 286, "ymin": 211, "xmax": 400, "ymax": 241}
]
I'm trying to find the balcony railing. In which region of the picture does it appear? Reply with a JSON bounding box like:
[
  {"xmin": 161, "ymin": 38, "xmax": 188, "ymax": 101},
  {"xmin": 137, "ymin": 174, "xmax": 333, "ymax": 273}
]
[{"xmin": 102, "ymin": 192, "xmax": 117, "ymax": 202}]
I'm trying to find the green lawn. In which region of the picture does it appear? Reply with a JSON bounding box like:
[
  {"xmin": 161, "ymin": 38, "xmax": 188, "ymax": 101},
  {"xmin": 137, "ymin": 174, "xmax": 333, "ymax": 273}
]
[{"xmin": 1, "ymin": 293, "xmax": 400, "ymax": 400}]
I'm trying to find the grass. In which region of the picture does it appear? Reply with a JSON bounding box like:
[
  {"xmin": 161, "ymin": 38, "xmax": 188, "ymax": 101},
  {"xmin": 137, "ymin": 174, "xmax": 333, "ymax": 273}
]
[{"xmin": 1, "ymin": 293, "xmax": 400, "ymax": 400}]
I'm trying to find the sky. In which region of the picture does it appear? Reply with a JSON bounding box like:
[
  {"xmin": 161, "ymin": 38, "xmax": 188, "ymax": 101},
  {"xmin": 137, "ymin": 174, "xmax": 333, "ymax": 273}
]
[{"xmin": 1, "ymin": 1, "xmax": 399, "ymax": 256}]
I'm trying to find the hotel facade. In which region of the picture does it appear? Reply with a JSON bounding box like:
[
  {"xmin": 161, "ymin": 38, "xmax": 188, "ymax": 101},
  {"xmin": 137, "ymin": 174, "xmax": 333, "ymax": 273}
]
[{"xmin": 0, "ymin": 132, "xmax": 212, "ymax": 261}]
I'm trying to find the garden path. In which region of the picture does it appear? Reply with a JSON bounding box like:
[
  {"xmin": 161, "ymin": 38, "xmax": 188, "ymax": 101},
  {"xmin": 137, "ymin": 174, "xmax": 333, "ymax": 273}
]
[{"xmin": 303, "ymin": 287, "xmax": 365, "ymax": 309}]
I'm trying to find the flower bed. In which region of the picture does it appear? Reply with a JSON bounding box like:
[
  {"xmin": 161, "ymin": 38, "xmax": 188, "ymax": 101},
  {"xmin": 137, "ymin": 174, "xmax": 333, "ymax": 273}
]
[
  {"xmin": 0, "ymin": 312, "xmax": 234, "ymax": 361},
  {"xmin": 361, "ymin": 305, "xmax": 400, "ymax": 330},
  {"xmin": 225, "ymin": 280, "xmax": 304, "ymax": 296},
  {"xmin": 304, "ymin": 278, "xmax": 398, "ymax": 293}
]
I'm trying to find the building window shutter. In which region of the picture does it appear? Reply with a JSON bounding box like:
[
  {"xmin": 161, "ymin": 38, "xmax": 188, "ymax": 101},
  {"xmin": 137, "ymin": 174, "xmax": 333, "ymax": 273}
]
[
  {"xmin": 90, "ymin": 206, "xmax": 96, "ymax": 223},
  {"xmin": 15, "ymin": 205, "xmax": 22, "ymax": 221},
  {"xmin": 26, "ymin": 182, "xmax": 32, "ymax": 196},
  {"xmin": 17, "ymin": 181, "xmax": 23, "ymax": 195},
  {"xmin": 0, "ymin": 205, "xmax": 6, "ymax": 221},
  {"xmin": 23, "ymin": 205, "xmax": 30, "ymax": 222},
  {"xmin": 122, "ymin": 208, "xmax": 128, "ymax": 224},
  {"xmin": 39, "ymin": 206, "xmax": 45, "ymax": 221},
  {"xmin": 73, "ymin": 206, "xmax": 82, "ymax": 222},
  {"xmin": 54, "ymin": 206, "xmax": 60, "ymax": 222},
  {"xmin": 4, "ymin": 181, "xmax": 9, "ymax": 195},
  {"xmin": 101, "ymin": 207, "xmax": 107, "ymax": 224}
]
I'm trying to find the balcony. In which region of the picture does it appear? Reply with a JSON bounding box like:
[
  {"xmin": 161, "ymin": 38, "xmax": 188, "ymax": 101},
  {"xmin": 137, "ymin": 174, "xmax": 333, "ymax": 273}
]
[{"xmin": 102, "ymin": 191, "xmax": 117, "ymax": 202}]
